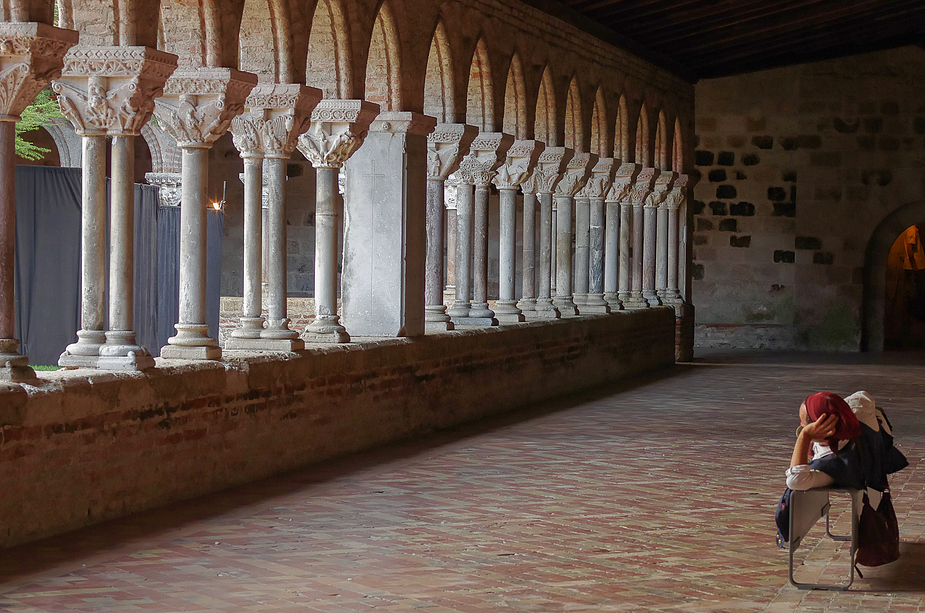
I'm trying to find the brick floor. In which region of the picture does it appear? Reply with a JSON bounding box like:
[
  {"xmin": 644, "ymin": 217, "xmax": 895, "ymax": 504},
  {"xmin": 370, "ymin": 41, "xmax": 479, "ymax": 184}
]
[{"xmin": 1, "ymin": 350, "xmax": 923, "ymax": 612}]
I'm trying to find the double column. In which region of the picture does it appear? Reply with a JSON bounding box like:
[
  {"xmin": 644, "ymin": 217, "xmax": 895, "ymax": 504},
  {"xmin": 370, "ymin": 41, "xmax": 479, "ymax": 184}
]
[
  {"xmin": 603, "ymin": 164, "xmax": 639, "ymax": 310},
  {"xmin": 492, "ymin": 140, "xmax": 544, "ymax": 324},
  {"xmin": 554, "ymin": 152, "xmax": 597, "ymax": 317},
  {"xmin": 576, "ymin": 158, "xmax": 614, "ymax": 314},
  {"xmin": 55, "ymin": 46, "xmax": 177, "ymax": 370},
  {"xmin": 224, "ymin": 85, "xmax": 320, "ymax": 350},
  {"xmin": 448, "ymin": 133, "xmax": 513, "ymax": 327},
  {"xmin": 642, "ymin": 172, "xmax": 673, "ymax": 307},
  {"xmin": 297, "ymin": 99, "xmax": 377, "ymax": 343},
  {"xmin": 658, "ymin": 173, "xmax": 690, "ymax": 310},
  {"xmin": 153, "ymin": 69, "xmax": 260, "ymax": 358},
  {"xmin": 622, "ymin": 167, "xmax": 658, "ymax": 309},
  {"xmin": 0, "ymin": 22, "xmax": 76, "ymax": 381},
  {"xmin": 424, "ymin": 124, "xmax": 477, "ymax": 332},
  {"xmin": 528, "ymin": 147, "xmax": 571, "ymax": 320}
]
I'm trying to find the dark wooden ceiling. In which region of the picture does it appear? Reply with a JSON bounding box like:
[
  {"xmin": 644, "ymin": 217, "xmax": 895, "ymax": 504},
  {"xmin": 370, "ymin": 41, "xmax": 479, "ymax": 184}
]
[{"xmin": 537, "ymin": 0, "xmax": 925, "ymax": 81}]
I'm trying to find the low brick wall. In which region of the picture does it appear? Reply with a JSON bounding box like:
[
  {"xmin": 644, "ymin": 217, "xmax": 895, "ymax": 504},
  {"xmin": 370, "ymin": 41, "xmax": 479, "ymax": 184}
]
[{"xmin": 0, "ymin": 309, "xmax": 674, "ymax": 548}]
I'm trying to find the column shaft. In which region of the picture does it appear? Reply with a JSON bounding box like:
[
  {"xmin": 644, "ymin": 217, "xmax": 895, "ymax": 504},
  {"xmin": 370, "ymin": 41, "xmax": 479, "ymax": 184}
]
[
  {"xmin": 554, "ymin": 196, "xmax": 577, "ymax": 316},
  {"xmin": 629, "ymin": 202, "xmax": 647, "ymax": 308},
  {"xmin": 656, "ymin": 205, "xmax": 669, "ymax": 299},
  {"xmin": 586, "ymin": 196, "xmax": 609, "ymax": 312},
  {"xmin": 574, "ymin": 196, "xmax": 590, "ymax": 306},
  {"xmin": 495, "ymin": 187, "xmax": 523, "ymax": 322},
  {"xmin": 618, "ymin": 202, "xmax": 633, "ymax": 305},
  {"xmin": 448, "ymin": 182, "xmax": 473, "ymax": 318},
  {"xmin": 234, "ymin": 157, "xmax": 264, "ymax": 337},
  {"xmin": 604, "ymin": 200, "xmax": 620, "ymax": 308},
  {"xmin": 666, "ymin": 206, "xmax": 682, "ymax": 304},
  {"xmin": 262, "ymin": 157, "xmax": 299, "ymax": 340},
  {"xmin": 643, "ymin": 204, "xmax": 660, "ymax": 306},
  {"xmin": 424, "ymin": 178, "xmax": 452, "ymax": 329},
  {"xmin": 446, "ymin": 206, "xmax": 457, "ymax": 293},
  {"xmin": 532, "ymin": 192, "xmax": 559, "ymax": 318},
  {"xmin": 469, "ymin": 184, "xmax": 494, "ymax": 320},
  {"xmin": 518, "ymin": 192, "xmax": 536, "ymax": 312}
]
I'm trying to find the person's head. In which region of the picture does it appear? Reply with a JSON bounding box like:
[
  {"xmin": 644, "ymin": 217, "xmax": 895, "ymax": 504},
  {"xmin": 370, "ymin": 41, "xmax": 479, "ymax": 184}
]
[{"xmin": 803, "ymin": 391, "xmax": 862, "ymax": 453}]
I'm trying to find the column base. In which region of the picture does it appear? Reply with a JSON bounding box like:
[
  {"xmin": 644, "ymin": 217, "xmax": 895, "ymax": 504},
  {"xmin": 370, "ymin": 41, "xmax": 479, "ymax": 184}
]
[
  {"xmin": 451, "ymin": 316, "xmax": 499, "ymax": 327},
  {"xmin": 58, "ymin": 353, "xmax": 100, "ymax": 368},
  {"xmin": 447, "ymin": 303, "xmax": 471, "ymax": 319},
  {"xmin": 262, "ymin": 319, "xmax": 300, "ymax": 340},
  {"xmin": 224, "ymin": 337, "xmax": 304, "ymax": 351},
  {"xmin": 469, "ymin": 302, "xmax": 495, "ymax": 319},
  {"xmin": 604, "ymin": 293, "xmax": 623, "ymax": 311},
  {"xmin": 0, "ymin": 339, "xmax": 37, "ymax": 381},
  {"xmin": 572, "ymin": 293, "xmax": 589, "ymax": 307},
  {"xmin": 230, "ymin": 317, "xmax": 266, "ymax": 339},
  {"xmin": 425, "ymin": 305, "xmax": 452, "ymax": 323},
  {"xmin": 159, "ymin": 344, "xmax": 221, "ymax": 361},
  {"xmin": 553, "ymin": 297, "xmax": 579, "ymax": 317},
  {"xmin": 529, "ymin": 301, "xmax": 561, "ymax": 320},
  {"xmin": 496, "ymin": 312, "xmax": 526, "ymax": 324},
  {"xmin": 622, "ymin": 292, "xmax": 650, "ymax": 310},
  {"xmin": 644, "ymin": 290, "xmax": 661, "ymax": 307},
  {"xmin": 517, "ymin": 298, "xmax": 536, "ymax": 313},
  {"xmin": 100, "ymin": 331, "xmax": 157, "ymax": 370},
  {"xmin": 494, "ymin": 300, "xmax": 524, "ymax": 324},
  {"xmin": 425, "ymin": 321, "xmax": 456, "ymax": 333},
  {"xmin": 0, "ymin": 364, "xmax": 37, "ymax": 382},
  {"xmin": 302, "ymin": 330, "xmax": 350, "ymax": 344},
  {"xmin": 578, "ymin": 303, "xmax": 611, "ymax": 315}
]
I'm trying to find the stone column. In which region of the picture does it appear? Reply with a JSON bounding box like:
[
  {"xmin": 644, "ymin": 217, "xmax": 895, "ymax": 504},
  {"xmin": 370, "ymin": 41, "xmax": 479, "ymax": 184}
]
[
  {"xmin": 656, "ymin": 172, "xmax": 678, "ymax": 303},
  {"xmin": 298, "ymin": 99, "xmax": 376, "ymax": 343},
  {"xmin": 342, "ymin": 111, "xmax": 436, "ymax": 337},
  {"xmin": 55, "ymin": 46, "xmax": 177, "ymax": 370},
  {"xmin": 582, "ymin": 157, "xmax": 614, "ymax": 314},
  {"xmin": 604, "ymin": 164, "xmax": 639, "ymax": 309},
  {"xmin": 643, "ymin": 171, "xmax": 672, "ymax": 307},
  {"xmin": 492, "ymin": 140, "xmax": 543, "ymax": 324},
  {"xmin": 573, "ymin": 191, "xmax": 590, "ymax": 308},
  {"xmin": 444, "ymin": 178, "xmax": 458, "ymax": 297},
  {"xmin": 424, "ymin": 123, "xmax": 477, "ymax": 332},
  {"xmin": 663, "ymin": 174, "xmax": 689, "ymax": 308},
  {"xmin": 154, "ymin": 69, "xmax": 259, "ymax": 358},
  {"xmin": 452, "ymin": 133, "xmax": 514, "ymax": 327},
  {"xmin": 0, "ymin": 24, "xmax": 76, "ymax": 380},
  {"xmin": 554, "ymin": 152, "xmax": 597, "ymax": 317},
  {"xmin": 447, "ymin": 175, "xmax": 473, "ymax": 320},
  {"xmin": 528, "ymin": 147, "xmax": 571, "ymax": 320},
  {"xmin": 623, "ymin": 168, "xmax": 658, "ymax": 309},
  {"xmin": 518, "ymin": 176, "xmax": 538, "ymax": 315}
]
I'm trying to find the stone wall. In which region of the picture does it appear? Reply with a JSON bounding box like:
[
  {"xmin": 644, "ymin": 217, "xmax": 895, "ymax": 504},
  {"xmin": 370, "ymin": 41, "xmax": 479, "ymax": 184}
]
[
  {"xmin": 693, "ymin": 46, "xmax": 925, "ymax": 350},
  {"xmin": 0, "ymin": 310, "xmax": 674, "ymax": 548}
]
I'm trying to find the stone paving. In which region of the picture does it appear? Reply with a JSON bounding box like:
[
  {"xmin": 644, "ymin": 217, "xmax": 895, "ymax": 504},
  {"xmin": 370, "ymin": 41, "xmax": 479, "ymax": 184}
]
[{"xmin": 0, "ymin": 351, "xmax": 923, "ymax": 612}]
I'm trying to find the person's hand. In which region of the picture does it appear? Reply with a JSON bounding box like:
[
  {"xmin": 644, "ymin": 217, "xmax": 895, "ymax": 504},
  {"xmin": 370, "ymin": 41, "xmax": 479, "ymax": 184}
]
[{"xmin": 801, "ymin": 413, "xmax": 839, "ymax": 442}]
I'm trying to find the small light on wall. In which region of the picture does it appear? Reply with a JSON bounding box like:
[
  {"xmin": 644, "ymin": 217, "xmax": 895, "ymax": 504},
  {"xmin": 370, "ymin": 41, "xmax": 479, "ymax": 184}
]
[
  {"xmin": 211, "ymin": 200, "xmax": 222, "ymax": 211},
  {"xmin": 209, "ymin": 180, "xmax": 227, "ymax": 212}
]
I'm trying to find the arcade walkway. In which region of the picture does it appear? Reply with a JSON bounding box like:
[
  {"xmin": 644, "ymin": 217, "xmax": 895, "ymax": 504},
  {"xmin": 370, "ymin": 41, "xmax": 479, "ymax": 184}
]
[{"xmin": 1, "ymin": 352, "xmax": 923, "ymax": 612}]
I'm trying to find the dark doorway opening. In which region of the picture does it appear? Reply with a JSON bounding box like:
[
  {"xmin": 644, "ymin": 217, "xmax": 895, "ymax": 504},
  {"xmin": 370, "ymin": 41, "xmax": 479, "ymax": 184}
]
[{"xmin": 884, "ymin": 223, "xmax": 925, "ymax": 349}]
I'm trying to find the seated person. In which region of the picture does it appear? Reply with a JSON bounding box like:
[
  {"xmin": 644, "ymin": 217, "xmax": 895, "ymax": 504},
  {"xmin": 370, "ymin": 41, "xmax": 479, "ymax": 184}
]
[{"xmin": 786, "ymin": 391, "xmax": 908, "ymax": 508}]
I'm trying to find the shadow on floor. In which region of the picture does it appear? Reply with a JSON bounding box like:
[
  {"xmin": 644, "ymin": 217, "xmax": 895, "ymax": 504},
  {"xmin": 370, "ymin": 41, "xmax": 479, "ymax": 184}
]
[{"xmin": 861, "ymin": 542, "xmax": 925, "ymax": 592}]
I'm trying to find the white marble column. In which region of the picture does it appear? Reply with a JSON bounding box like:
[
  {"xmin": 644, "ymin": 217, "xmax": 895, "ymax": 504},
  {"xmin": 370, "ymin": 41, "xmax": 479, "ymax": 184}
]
[
  {"xmin": 0, "ymin": 22, "xmax": 76, "ymax": 380},
  {"xmin": 528, "ymin": 147, "xmax": 571, "ymax": 320},
  {"xmin": 452, "ymin": 133, "xmax": 513, "ymax": 327},
  {"xmin": 155, "ymin": 69, "xmax": 260, "ymax": 358},
  {"xmin": 445, "ymin": 179, "xmax": 458, "ymax": 297},
  {"xmin": 623, "ymin": 168, "xmax": 658, "ymax": 310},
  {"xmin": 518, "ymin": 176, "xmax": 538, "ymax": 315},
  {"xmin": 582, "ymin": 157, "xmax": 614, "ymax": 314},
  {"xmin": 447, "ymin": 175, "xmax": 473, "ymax": 320},
  {"xmin": 554, "ymin": 152, "xmax": 596, "ymax": 317},
  {"xmin": 55, "ymin": 46, "xmax": 177, "ymax": 369},
  {"xmin": 604, "ymin": 164, "xmax": 639, "ymax": 310},
  {"xmin": 643, "ymin": 172, "xmax": 672, "ymax": 307},
  {"xmin": 298, "ymin": 99, "xmax": 376, "ymax": 343},
  {"xmin": 231, "ymin": 154, "xmax": 265, "ymax": 340},
  {"xmin": 425, "ymin": 124, "xmax": 477, "ymax": 332},
  {"xmin": 663, "ymin": 174, "xmax": 689, "ymax": 309},
  {"xmin": 342, "ymin": 112, "xmax": 436, "ymax": 337},
  {"xmin": 493, "ymin": 140, "xmax": 543, "ymax": 324}
]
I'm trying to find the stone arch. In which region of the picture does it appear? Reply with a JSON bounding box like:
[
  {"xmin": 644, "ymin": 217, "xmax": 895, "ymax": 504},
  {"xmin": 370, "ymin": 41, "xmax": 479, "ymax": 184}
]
[
  {"xmin": 563, "ymin": 75, "xmax": 582, "ymax": 151},
  {"xmin": 862, "ymin": 199, "xmax": 925, "ymax": 351},
  {"xmin": 465, "ymin": 36, "xmax": 494, "ymax": 132},
  {"xmin": 615, "ymin": 94, "xmax": 628, "ymax": 161},
  {"xmin": 55, "ymin": 0, "xmax": 73, "ymax": 27},
  {"xmin": 589, "ymin": 85, "xmax": 608, "ymax": 158},
  {"xmin": 157, "ymin": 1, "xmax": 205, "ymax": 67},
  {"xmin": 68, "ymin": 0, "xmax": 160, "ymax": 46},
  {"xmin": 654, "ymin": 109, "xmax": 667, "ymax": 170},
  {"xmin": 672, "ymin": 116, "xmax": 683, "ymax": 172},
  {"xmin": 423, "ymin": 18, "xmax": 455, "ymax": 123},
  {"xmin": 42, "ymin": 118, "xmax": 81, "ymax": 167},
  {"xmin": 502, "ymin": 51, "xmax": 527, "ymax": 138},
  {"xmin": 635, "ymin": 102, "xmax": 650, "ymax": 166},
  {"xmin": 239, "ymin": 0, "xmax": 284, "ymax": 80},
  {"xmin": 203, "ymin": 0, "xmax": 246, "ymax": 68},
  {"xmin": 308, "ymin": 0, "xmax": 354, "ymax": 98},
  {"xmin": 364, "ymin": 0, "xmax": 403, "ymax": 110},
  {"xmin": 534, "ymin": 65, "xmax": 557, "ymax": 146}
]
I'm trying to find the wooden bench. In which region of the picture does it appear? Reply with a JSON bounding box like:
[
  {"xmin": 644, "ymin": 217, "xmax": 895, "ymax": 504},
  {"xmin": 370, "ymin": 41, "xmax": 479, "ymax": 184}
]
[{"xmin": 788, "ymin": 487, "xmax": 863, "ymax": 590}]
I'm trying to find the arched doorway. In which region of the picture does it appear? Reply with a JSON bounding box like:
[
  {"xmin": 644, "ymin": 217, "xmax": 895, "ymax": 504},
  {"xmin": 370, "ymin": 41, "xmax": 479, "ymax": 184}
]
[
  {"xmin": 862, "ymin": 199, "xmax": 925, "ymax": 351},
  {"xmin": 884, "ymin": 224, "xmax": 925, "ymax": 349}
]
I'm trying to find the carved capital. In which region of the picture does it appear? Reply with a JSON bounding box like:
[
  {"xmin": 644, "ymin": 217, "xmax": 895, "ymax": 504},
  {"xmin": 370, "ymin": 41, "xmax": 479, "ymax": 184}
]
[
  {"xmin": 555, "ymin": 152, "xmax": 597, "ymax": 198},
  {"xmin": 427, "ymin": 122, "xmax": 478, "ymax": 180},
  {"xmin": 493, "ymin": 139, "xmax": 544, "ymax": 190},
  {"xmin": 145, "ymin": 171, "xmax": 182, "ymax": 207},
  {"xmin": 664, "ymin": 173, "xmax": 688, "ymax": 210},
  {"xmin": 0, "ymin": 22, "xmax": 77, "ymax": 118},
  {"xmin": 154, "ymin": 68, "xmax": 258, "ymax": 149},
  {"xmin": 297, "ymin": 98, "xmax": 377, "ymax": 168},
  {"xmin": 368, "ymin": 110, "xmax": 436, "ymax": 136},
  {"xmin": 459, "ymin": 131, "xmax": 514, "ymax": 187},
  {"xmin": 54, "ymin": 46, "xmax": 178, "ymax": 136},
  {"xmin": 231, "ymin": 84, "xmax": 319, "ymax": 158},
  {"xmin": 531, "ymin": 146, "xmax": 572, "ymax": 195},
  {"xmin": 578, "ymin": 157, "xmax": 615, "ymax": 199},
  {"xmin": 629, "ymin": 167, "xmax": 659, "ymax": 206},
  {"xmin": 606, "ymin": 163, "xmax": 641, "ymax": 203},
  {"xmin": 646, "ymin": 171, "xmax": 676, "ymax": 208}
]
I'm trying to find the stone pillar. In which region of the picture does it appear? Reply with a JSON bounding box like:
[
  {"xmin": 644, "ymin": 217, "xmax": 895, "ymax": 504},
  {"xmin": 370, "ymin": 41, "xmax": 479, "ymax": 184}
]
[
  {"xmin": 233, "ymin": 154, "xmax": 265, "ymax": 341},
  {"xmin": 297, "ymin": 99, "xmax": 376, "ymax": 343},
  {"xmin": 447, "ymin": 175, "xmax": 473, "ymax": 319},
  {"xmin": 656, "ymin": 172, "xmax": 679, "ymax": 303},
  {"xmin": 573, "ymin": 191, "xmax": 590, "ymax": 308},
  {"xmin": 604, "ymin": 163, "xmax": 639, "ymax": 310},
  {"xmin": 444, "ymin": 178, "xmax": 458, "ymax": 297},
  {"xmin": 528, "ymin": 147, "xmax": 571, "ymax": 320},
  {"xmin": 452, "ymin": 133, "xmax": 514, "ymax": 327},
  {"xmin": 0, "ymin": 23, "xmax": 76, "ymax": 380},
  {"xmin": 518, "ymin": 176, "xmax": 538, "ymax": 315},
  {"xmin": 623, "ymin": 168, "xmax": 658, "ymax": 309},
  {"xmin": 643, "ymin": 172, "xmax": 672, "ymax": 307},
  {"xmin": 54, "ymin": 46, "xmax": 177, "ymax": 370},
  {"xmin": 154, "ymin": 69, "xmax": 259, "ymax": 358},
  {"xmin": 492, "ymin": 140, "xmax": 543, "ymax": 324},
  {"xmin": 582, "ymin": 157, "xmax": 615, "ymax": 314},
  {"xmin": 424, "ymin": 123, "xmax": 477, "ymax": 332},
  {"xmin": 554, "ymin": 152, "xmax": 597, "ymax": 317},
  {"xmin": 342, "ymin": 111, "xmax": 436, "ymax": 337},
  {"xmin": 663, "ymin": 174, "xmax": 689, "ymax": 308}
]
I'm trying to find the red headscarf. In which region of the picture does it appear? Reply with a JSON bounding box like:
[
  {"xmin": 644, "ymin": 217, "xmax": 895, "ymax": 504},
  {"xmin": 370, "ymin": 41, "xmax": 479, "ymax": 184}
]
[{"xmin": 805, "ymin": 391, "xmax": 862, "ymax": 453}]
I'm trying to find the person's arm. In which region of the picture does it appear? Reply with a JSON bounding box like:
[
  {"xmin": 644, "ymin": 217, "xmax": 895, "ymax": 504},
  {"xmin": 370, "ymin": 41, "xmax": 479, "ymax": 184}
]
[{"xmin": 786, "ymin": 413, "xmax": 838, "ymax": 490}]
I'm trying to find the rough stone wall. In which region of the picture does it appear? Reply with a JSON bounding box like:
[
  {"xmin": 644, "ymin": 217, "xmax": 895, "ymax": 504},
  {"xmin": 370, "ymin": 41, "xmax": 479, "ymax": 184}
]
[
  {"xmin": 693, "ymin": 46, "xmax": 925, "ymax": 350},
  {"xmin": 0, "ymin": 310, "xmax": 674, "ymax": 548}
]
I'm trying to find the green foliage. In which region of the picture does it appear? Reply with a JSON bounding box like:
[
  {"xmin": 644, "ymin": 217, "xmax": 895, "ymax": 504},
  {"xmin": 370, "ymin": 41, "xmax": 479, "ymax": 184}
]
[{"xmin": 15, "ymin": 88, "xmax": 63, "ymax": 161}]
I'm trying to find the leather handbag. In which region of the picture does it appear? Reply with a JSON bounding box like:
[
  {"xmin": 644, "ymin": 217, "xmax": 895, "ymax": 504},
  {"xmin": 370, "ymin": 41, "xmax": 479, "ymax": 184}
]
[{"xmin": 855, "ymin": 490, "xmax": 900, "ymax": 567}]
